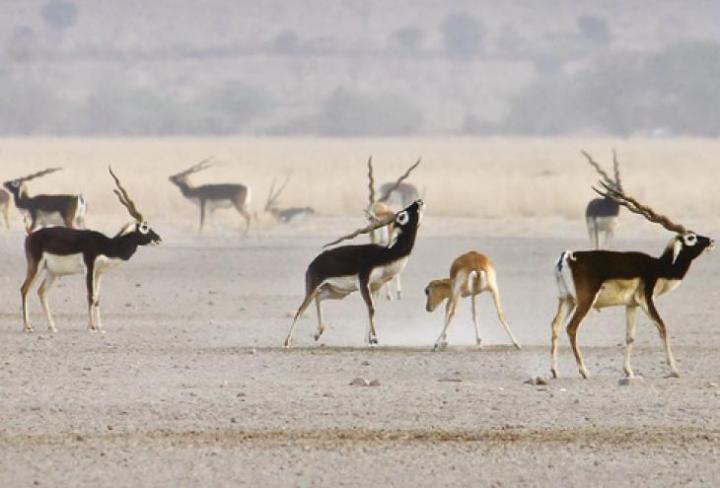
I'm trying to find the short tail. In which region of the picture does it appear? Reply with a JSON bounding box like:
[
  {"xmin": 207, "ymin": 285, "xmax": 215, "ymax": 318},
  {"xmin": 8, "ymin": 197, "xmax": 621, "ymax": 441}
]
[{"xmin": 555, "ymin": 251, "xmax": 576, "ymax": 299}]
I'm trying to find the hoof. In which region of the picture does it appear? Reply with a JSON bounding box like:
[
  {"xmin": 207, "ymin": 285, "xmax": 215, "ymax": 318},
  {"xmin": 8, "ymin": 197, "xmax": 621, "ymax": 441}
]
[
  {"xmin": 550, "ymin": 369, "xmax": 559, "ymax": 379},
  {"xmin": 23, "ymin": 326, "xmax": 34, "ymax": 334},
  {"xmin": 667, "ymin": 371, "xmax": 681, "ymax": 379},
  {"xmin": 369, "ymin": 337, "xmax": 378, "ymax": 346},
  {"xmin": 513, "ymin": 342, "xmax": 522, "ymax": 350}
]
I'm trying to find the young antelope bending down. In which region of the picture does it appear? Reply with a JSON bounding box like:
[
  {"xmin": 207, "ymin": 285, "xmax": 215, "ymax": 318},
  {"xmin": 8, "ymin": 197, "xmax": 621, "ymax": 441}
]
[{"xmin": 425, "ymin": 251, "xmax": 521, "ymax": 351}]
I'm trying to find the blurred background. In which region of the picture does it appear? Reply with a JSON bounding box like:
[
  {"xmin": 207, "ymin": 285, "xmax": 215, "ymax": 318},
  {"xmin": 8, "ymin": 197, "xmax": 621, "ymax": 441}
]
[{"xmin": 3, "ymin": 0, "xmax": 720, "ymax": 137}]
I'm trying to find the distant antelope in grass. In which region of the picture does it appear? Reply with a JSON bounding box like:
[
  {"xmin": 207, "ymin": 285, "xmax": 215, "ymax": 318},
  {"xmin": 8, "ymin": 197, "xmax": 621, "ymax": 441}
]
[
  {"xmin": 169, "ymin": 158, "xmax": 252, "ymax": 234},
  {"xmin": 425, "ymin": 251, "xmax": 521, "ymax": 351},
  {"xmin": 3, "ymin": 168, "xmax": 86, "ymax": 231},
  {"xmin": 284, "ymin": 200, "xmax": 424, "ymax": 348},
  {"xmin": 20, "ymin": 167, "xmax": 161, "ymax": 333},
  {"xmin": 0, "ymin": 188, "xmax": 10, "ymax": 229},
  {"xmin": 366, "ymin": 156, "xmax": 421, "ymax": 300},
  {"xmin": 264, "ymin": 176, "xmax": 315, "ymax": 223},
  {"xmin": 582, "ymin": 150, "xmax": 622, "ymax": 249},
  {"xmin": 551, "ymin": 182, "xmax": 713, "ymax": 379}
]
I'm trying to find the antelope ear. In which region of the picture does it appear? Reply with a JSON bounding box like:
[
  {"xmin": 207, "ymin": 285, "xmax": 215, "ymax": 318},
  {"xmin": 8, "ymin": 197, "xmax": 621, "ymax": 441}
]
[{"xmin": 672, "ymin": 238, "xmax": 683, "ymax": 265}]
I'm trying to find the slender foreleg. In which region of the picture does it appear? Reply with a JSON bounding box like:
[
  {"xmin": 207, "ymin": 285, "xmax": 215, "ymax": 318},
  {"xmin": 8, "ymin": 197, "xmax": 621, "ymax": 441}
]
[
  {"xmin": 641, "ymin": 286, "xmax": 679, "ymax": 378},
  {"xmin": 623, "ymin": 305, "xmax": 638, "ymax": 377},
  {"xmin": 433, "ymin": 273, "xmax": 464, "ymax": 351},
  {"xmin": 37, "ymin": 273, "xmax": 58, "ymax": 332},
  {"xmin": 313, "ymin": 296, "xmax": 326, "ymax": 341},
  {"xmin": 358, "ymin": 272, "xmax": 378, "ymax": 346},
  {"xmin": 84, "ymin": 258, "xmax": 99, "ymax": 332}
]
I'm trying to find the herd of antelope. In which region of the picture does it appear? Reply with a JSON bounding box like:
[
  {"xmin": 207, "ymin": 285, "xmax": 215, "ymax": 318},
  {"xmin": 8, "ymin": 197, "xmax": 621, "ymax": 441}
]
[{"xmin": 0, "ymin": 150, "xmax": 713, "ymax": 380}]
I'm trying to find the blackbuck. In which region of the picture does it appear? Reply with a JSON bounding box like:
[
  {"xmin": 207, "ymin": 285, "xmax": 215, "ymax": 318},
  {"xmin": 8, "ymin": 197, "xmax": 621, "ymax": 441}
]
[
  {"xmin": 3, "ymin": 168, "xmax": 86, "ymax": 230},
  {"xmin": 551, "ymin": 182, "xmax": 713, "ymax": 379},
  {"xmin": 169, "ymin": 158, "xmax": 252, "ymax": 234},
  {"xmin": 582, "ymin": 150, "xmax": 622, "ymax": 249},
  {"xmin": 20, "ymin": 167, "xmax": 161, "ymax": 333},
  {"xmin": 283, "ymin": 199, "xmax": 425, "ymax": 348},
  {"xmin": 425, "ymin": 251, "xmax": 521, "ymax": 351},
  {"xmin": 264, "ymin": 176, "xmax": 315, "ymax": 223},
  {"xmin": 0, "ymin": 188, "xmax": 10, "ymax": 229},
  {"xmin": 365, "ymin": 156, "xmax": 421, "ymax": 300}
]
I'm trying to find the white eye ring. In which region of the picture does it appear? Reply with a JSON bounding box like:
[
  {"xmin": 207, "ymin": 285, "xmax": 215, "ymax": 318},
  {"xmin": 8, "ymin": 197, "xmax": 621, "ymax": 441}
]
[
  {"xmin": 683, "ymin": 233, "xmax": 697, "ymax": 246},
  {"xmin": 395, "ymin": 211, "xmax": 410, "ymax": 226},
  {"xmin": 139, "ymin": 222, "xmax": 150, "ymax": 234}
]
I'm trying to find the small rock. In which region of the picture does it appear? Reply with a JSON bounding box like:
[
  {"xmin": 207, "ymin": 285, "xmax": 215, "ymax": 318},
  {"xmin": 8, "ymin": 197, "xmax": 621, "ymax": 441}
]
[
  {"xmin": 236, "ymin": 392, "xmax": 246, "ymax": 398},
  {"xmin": 360, "ymin": 361, "xmax": 370, "ymax": 366},
  {"xmin": 349, "ymin": 377, "xmax": 370, "ymax": 386},
  {"xmin": 248, "ymin": 348, "xmax": 257, "ymax": 355},
  {"xmin": 525, "ymin": 376, "xmax": 548, "ymax": 386},
  {"xmin": 618, "ymin": 376, "xmax": 644, "ymax": 386},
  {"xmin": 438, "ymin": 377, "xmax": 463, "ymax": 383},
  {"xmin": 230, "ymin": 417, "xmax": 237, "ymax": 423},
  {"xmin": 368, "ymin": 379, "xmax": 381, "ymax": 387}
]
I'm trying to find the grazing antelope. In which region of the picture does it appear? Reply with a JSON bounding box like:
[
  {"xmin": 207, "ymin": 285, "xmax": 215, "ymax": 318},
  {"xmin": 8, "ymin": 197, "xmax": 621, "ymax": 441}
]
[
  {"xmin": 20, "ymin": 167, "xmax": 161, "ymax": 333},
  {"xmin": 425, "ymin": 251, "xmax": 521, "ymax": 351},
  {"xmin": 3, "ymin": 168, "xmax": 86, "ymax": 230},
  {"xmin": 169, "ymin": 158, "xmax": 252, "ymax": 234},
  {"xmin": 0, "ymin": 188, "xmax": 10, "ymax": 229},
  {"xmin": 283, "ymin": 199, "xmax": 425, "ymax": 348},
  {"xmin": 582, "ymin": 150, "xmax": 622, "ymax": 249},
  {"xmin": 365, "ymin": 157, "xmax": 421, "ymax": 299},
  {"xmin": 265, "ymin": 176, "xmax": 315, "ymax": 223},
  {"xmin": 551, "ymin": 182, "xmax": 713, "ymax": 379}
]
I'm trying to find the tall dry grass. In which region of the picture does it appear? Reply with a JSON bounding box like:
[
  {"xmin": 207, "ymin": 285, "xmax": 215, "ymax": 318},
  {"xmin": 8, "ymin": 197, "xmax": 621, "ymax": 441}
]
[{"xmin": 0, "ymin": 137, "xmax": 718, "ymax": 228}]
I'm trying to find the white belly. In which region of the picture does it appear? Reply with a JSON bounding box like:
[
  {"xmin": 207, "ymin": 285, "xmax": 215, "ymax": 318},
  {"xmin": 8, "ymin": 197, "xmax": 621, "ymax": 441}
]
[
  {"xmin": 317, "ymin": 257, "xmax": 409, "ymax": 300},
  {"xmin": 42, "ymin": 253, "xmax": 122, "ymax": 276},
  {"xmin": 43, "ymin": 253, "xmax": 85, "ymax": 276},
  {"xmin": 593, "ymin": 277, "xmax": 681, "ymax": 309}
]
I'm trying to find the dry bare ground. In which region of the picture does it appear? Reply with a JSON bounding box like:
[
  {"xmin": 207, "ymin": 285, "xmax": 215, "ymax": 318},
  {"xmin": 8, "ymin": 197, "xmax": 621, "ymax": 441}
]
[{"xmin": 0, "ymin": 138, "xmax": 719, "ymax": 486}]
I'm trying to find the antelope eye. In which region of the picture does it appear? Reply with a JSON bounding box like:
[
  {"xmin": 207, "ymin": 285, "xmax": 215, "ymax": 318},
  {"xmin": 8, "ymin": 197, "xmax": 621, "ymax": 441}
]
[
  {"xmin": 683, "ymin": 233, "xmax": 697, "ymax": 246},
  {"xmin": 139, "ymin": 222, "xmax": 150, "ymax": 234},
  {"xmin": 395, "ymin": 211, "xmax": 410, "ymax": 226}
]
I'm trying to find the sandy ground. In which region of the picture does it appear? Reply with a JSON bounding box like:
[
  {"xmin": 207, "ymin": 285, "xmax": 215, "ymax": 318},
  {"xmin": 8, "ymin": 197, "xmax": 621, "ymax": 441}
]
[{"xmin": 0, "ymin": 212, "xmax": 718, "ymax": 487}]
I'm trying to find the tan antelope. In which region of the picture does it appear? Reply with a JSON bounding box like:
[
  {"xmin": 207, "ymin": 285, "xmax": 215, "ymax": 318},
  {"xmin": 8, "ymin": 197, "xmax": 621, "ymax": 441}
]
[
  {"xmin": 3, "ymin": 168, "xmax": 86, "ymax": 230},
  {"xmin": 551, "ymin": 182, "xmax": 713, "ymax": 379},
  {"xmin": 0, "ymin": 188, "xmax": 10, "ymax": 229},
  {"xmin": 365, "ymin": 156, "xmax": 421, "ymax": 300},
  {"xmin": 264, "ymin": 176, "xmax": 315, "ymax": 223},
  {"xmin": 169, "ymin": 158, "xmax": 252, "ymax": 234},
  {"xmin": 582, "ymin": 150, "xmax": 622, "ymax": 249},
  {"xmin": 425, "ymin": 251, "xmax": 521, "ymax": 351}
]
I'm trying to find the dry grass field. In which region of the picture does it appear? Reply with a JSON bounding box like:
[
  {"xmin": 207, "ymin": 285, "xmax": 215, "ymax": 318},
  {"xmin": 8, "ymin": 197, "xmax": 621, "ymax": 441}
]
[{"xmin": 0, "ymin": 137, "xmax": 719, "ymax": 486}]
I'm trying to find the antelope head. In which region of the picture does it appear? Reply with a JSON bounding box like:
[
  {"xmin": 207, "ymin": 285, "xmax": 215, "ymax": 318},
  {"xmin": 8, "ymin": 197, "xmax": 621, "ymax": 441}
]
[
  {"xmin": 168, "ymin": 157, "xmax": 214, "ymax": 185},
  {"xmin": 3, "ymin": 167, "xmax": 62, "ymax": 194},
  {"xmin": 594, "ymin": 182, "xmax": 713, "ymax": 265},
  {"xmin": 109, "ymin": 167, "xmax": 162, "ymax": 246}
]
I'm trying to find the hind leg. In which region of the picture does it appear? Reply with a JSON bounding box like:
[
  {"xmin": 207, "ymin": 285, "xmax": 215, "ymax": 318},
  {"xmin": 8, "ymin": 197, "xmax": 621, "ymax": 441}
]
[
  {"xmin": 565, "ymin": 286, "xmax": 600, "ymax": 378},
  {"xmin": 313, "ymin": 296, "xmax": 326, "ymax": 341},
  {"xmin": 488, "ymin": 278, "xmax": 521, "ymax": 349},
  {"xmin": 550, "ymin": 298, "xmax": 575, "ymax": 378},
  {"xmin": 237, "ymin": 206, "xmax": 252, "ymax": 236},
  {"xmin": 640, "ymin": 291, "xmax": 679, "ymax": 378},
  {"xmin": 284, "ymin": 287, "xmax": 319, "ymax": 348},
  {"xmin": 37, "ymin": 273, "xmax": 58, "ymax": 332},
  {"xmin": 471, "ymin": 292, "xmax": 482, "ymax": 346}
]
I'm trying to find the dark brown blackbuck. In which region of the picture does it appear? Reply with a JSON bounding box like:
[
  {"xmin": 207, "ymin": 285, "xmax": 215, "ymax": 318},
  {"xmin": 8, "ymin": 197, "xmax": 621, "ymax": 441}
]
[
  {"xmin": 582, "ymin": 150, "xmax": 622, "ymax": 249},
  {"xmin": 169, "ymin": 158, "xmax": 252, "ymax": 234},
  {"xmin": 264, "ymin": 176, "xmax": 315, "ymax": 223},
  {"xmin": 283, "ymin": 199, "xmax": 425, "ymax": 348},
  {"xmin": 365, "ymin": 156, "xmax": 421, "ymax": 300},
  {"xmin": 20, "ymin": 167, "xmax": 161, "ymax": 333},
  {"xmin": 3, "ymin": 168, "xmax": 86, "ymax": 230},
  {"xmin": 425, "ymin": 251, "xmax": 521, "ymax": 351},
  {"xmin": 551, "ymin": 182, "xmax": 713, "ymax": 379}
]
